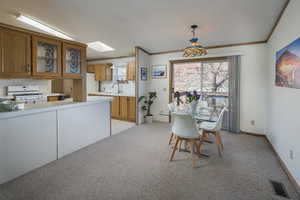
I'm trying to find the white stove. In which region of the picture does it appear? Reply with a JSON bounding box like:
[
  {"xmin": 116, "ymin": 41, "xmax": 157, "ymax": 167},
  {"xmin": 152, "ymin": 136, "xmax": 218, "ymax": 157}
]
[{"xmin": 7, "ymin": 86, "xmax": 47, "ymax": 104}]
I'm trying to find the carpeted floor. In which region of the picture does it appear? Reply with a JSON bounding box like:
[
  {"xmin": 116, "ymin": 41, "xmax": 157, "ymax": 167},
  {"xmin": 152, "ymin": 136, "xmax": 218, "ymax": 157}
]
[
  {"xmin": 111, "ymin": 119, "xmax": 136, "ymax": 135},
  {"xmin": 0, "ymin": 122, "xmax": 299, "ymax": 200}
]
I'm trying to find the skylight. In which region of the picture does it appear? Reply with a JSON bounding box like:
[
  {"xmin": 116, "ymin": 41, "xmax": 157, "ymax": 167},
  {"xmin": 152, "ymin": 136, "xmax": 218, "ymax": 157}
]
[
  {"xmin": 87, "ymin": 41, "xmax": 115, "ymax": 52},
  {"xmin": 17, "ymin": 15, "xmax": 74, "ymax": 41}
]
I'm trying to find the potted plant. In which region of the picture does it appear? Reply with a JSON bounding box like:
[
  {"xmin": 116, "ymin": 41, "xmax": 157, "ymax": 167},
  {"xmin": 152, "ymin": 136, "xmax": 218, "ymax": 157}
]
[
  {"xmin": 185, "ymin": 91, "xmax": 201, "ymax": 114},
  {"xmin": 138, "ymin": 92, "xmax": 157, "ymax": 123}
]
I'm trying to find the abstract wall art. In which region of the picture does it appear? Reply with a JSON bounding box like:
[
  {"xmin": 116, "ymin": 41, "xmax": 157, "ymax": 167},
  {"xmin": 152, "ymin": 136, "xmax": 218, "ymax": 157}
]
[{"xmin": 276, "ymin": 37, "xmax": 300, "ymax": 89}]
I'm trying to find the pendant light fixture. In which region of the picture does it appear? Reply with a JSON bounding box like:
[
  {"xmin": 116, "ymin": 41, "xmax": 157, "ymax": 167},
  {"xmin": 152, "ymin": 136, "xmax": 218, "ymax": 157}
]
[{"xmin": 183, "ymin": 25, "xmax": 207, "ymax": 57}]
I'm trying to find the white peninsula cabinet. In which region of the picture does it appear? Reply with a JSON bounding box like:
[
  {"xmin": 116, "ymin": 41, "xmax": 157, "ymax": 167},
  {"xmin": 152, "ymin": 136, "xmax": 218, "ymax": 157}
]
[
  {"xmin": 0, "ymin": 111, "xmax": 57, "ymax": 185},
  {"xmin": 0, "ymin": 97, "xmax": 112, "ymax": 184}
]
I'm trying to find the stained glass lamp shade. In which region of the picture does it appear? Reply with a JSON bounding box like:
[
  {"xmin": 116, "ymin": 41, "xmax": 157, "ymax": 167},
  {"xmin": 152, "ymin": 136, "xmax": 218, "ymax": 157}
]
[{"xmin": 183, "ymin": 25, "xmax": 207, "ymax": 57}]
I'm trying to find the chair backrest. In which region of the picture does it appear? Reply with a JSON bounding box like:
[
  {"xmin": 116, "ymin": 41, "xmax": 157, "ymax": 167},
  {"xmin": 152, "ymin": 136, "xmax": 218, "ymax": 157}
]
[
  {"xmin": 167, "ymin": 102, "xmax": 175, "ymax": 113},
  {"xmin": 215, "ymin": 107, "xmax": 227, "ymax": 131},
  {"xmin": 172, "ymin": 113, "xmax": 199, "ymax": 139}
]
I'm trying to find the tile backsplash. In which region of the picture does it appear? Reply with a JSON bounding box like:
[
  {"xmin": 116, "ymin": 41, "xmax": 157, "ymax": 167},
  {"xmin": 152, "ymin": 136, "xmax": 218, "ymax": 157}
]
[{"xmin": 0, "ymin": 79, "xmax": 51, "ymax": 96}]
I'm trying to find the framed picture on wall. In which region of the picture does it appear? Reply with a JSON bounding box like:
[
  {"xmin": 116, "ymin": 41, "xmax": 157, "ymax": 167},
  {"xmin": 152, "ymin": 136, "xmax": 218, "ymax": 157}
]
[
  {"xmin": 276, "ymin": 37, "xmax": 300, "ymax": 89},
  {"xmin": 141, "ymin": 67, "xmax": 148, "ymax": 81},
  {"xmin": 152, "ymin": 65, "xmax": 167, "ymax": 79}
]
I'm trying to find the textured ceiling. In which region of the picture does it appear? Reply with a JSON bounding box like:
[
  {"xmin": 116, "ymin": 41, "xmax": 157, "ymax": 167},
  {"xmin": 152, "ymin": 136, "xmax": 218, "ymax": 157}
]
[{"xmin": 0, "ymin": 0, "xmax": 288, "ymax": 58}]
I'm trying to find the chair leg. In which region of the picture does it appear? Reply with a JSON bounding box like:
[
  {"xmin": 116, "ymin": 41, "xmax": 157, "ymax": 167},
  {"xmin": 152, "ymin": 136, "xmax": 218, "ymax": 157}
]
[
  {"xmin": 214, "ymin": 132, "xmax": 222, "ymax": 157},
  {"xmin": 168, "ymin": 132, "xmax": 174, "ymax": 145},
  {"xmin": 217, "ymin": 132, "xmax": 224, "ymax": 150},
  {"xmin": 170, "ymin": 137, "xmax": 180, "ymax": 161},
  {"xmin": 178, "ymin": 140, "xmax": 183, "ymax": 152},
  {"xmin": 190, "ymin": 140, "xmax": 196, "ymax": 168},
  {"xmin": 195, "ymin": 139, "xmax": 202, "ymax": 158}
]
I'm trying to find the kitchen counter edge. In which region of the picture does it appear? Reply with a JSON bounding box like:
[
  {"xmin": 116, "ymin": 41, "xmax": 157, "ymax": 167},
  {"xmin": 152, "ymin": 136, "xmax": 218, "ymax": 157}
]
[{"xmin": 0, "ymin": 96, "xmax": 113, "ymax": 120}]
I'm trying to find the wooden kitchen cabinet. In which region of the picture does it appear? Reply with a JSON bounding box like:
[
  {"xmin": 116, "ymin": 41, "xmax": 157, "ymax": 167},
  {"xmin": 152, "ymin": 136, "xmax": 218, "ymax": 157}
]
[
  {"xmin": 94, "ymin": 63, "xmax": 112, "ymax": 81},
  {"xmin": 62, "ymin": 42, "xmax": 86, "ymax": 79},
  {"xmin": 0, "ymin": 28, "xmax": 31, "ymax": 77},
  {"xmin": 115, "ymin": 96, "xmax": 136, "ymax": 122},
  {"xmin": 127, "ymin": 62, "xmax": 136, "ymax": 80},
  {"xmin": 89, "ymin": 94, "xmax": 136, "ymax": 122},
  {"xmin": 119, "ymin": 96, "xmax": 128, "ymax": 120},
  {"xmin": 87, "ymin": 64, "xmax": 95, "ymax": 73},
  {"xmin": 111, "ymin": 96, "xmax": 120, "ymax": 118},
  {"xmin": 127, "ymin": 97, "xmax": 136, "ymax": 122},
  {"xmin": 32, "ymin": 36, "xmax": 62, "ymax": 78}
]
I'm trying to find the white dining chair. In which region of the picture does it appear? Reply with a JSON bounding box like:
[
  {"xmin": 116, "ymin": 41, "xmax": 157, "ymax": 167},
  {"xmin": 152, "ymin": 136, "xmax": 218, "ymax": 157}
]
[
  {"xmin": 169, "ymin": 113, "xmax": 202, "ymax": 168},
  {"xmin": 198, "ymin": 107, "xmax": 227, "ymax": 157},
  {"xmin": 198, "ymin": 100, "xmax": 213, "ymax": 116},
  {"xmin": 167, "ymin": 102, "xmax": 176, "ymax": 145}
]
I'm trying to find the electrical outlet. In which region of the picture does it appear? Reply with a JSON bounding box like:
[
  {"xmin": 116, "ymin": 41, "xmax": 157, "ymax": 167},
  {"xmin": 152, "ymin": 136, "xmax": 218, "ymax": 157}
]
[
  {"xmin": 289, "ymin": 150, "xmax": 294, "ymax": 160},
  {"xmin": 251, "ymin": 120, "xmax": 255, "ymax": 126}
]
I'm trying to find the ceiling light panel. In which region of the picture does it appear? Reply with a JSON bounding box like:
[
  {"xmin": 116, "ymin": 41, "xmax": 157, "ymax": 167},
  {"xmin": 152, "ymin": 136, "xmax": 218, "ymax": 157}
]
[
  {"xmin": 17, "ymin": 15, "xmax": 74, "ymax": 41},
  {"xmin": 87, "ymin": 41, "xmax": 115, "ymax": 52}
]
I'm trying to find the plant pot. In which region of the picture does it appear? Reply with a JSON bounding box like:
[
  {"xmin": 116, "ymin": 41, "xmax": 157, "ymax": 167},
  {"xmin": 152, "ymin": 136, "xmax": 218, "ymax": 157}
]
[{"xmin": 145, "ymin": 115, "xmax": 153, "ymax": 123}]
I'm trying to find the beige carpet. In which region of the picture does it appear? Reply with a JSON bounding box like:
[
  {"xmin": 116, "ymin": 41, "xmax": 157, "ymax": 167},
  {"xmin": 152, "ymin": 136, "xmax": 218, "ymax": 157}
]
[
  {"xmin": 111, "ymin": 119, "xmax": 136, "ymax": 135},
  {"xmin": 0, "ymin": 122, "xmax": 299, "ymax": 200}
]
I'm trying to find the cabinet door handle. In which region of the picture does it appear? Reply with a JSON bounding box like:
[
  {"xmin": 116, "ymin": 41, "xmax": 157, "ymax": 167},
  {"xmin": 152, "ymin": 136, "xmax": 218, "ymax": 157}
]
[{"xmin": 27, "ymin": 64, "xmax": 31, "ymax": 73}]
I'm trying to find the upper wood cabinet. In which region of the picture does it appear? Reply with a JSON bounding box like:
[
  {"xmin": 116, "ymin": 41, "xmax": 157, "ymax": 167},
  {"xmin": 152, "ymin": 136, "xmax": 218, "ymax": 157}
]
[
  {"xmin": 0, "ymin": 28, "xmax": 31, "ymax": 77},
  {"xmin": 87, "ymin": 64, "xmax": 95, "ymax": 73},
  {"xmin": 32, "ymin": 36, "xmax": 62, "ymax": 78},
  {"xmin": 127, "ymin": 62, "xmax": 136, "ymax": 81},
  {"xmin": 94, "ymin": 64, "xmax": 112, "ymax": 81},
  {"xmin": 62, "ymin": 43, "xmax": 86, "ymax": 79}
]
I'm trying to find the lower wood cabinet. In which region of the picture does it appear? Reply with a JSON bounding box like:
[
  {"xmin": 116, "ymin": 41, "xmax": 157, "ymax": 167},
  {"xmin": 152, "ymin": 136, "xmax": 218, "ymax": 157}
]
[
  {"xmin": 111, "ymin": 96, "xmax": 120, "ymax": 118},
  {"xmin": 119, "ymin": 96, "xmax": 128, "ymax": 120},
  {"xmin": 127, "ymin": 97, "xmax": 136, "ymax": 122},
  {"xmin": 89, "ymin": 94, "xmax": 136, "ymax": 122}
]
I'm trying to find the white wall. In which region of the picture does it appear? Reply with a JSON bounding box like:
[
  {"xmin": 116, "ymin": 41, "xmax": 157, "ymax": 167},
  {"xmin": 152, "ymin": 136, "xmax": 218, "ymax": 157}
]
[
  {"xmin": 266, "ymin": 0, "xmax": 300, "ymax": 187},
  {"xmin": 137, "ymin": 49, "xmax": 151, "ymax": 124},
  {"xmin": 0, "ymin": 79, "xmax": 51, "ymax": 96},
  {"xmin": 149, "ymin": 44, "xmax": 268, "ymax": 134}
]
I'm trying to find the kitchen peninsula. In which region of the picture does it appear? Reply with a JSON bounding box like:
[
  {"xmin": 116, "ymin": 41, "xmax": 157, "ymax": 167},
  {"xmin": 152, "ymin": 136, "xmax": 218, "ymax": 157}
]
[
  {"xmin": 0, "ymin": 23, "xmax": 113, "ymax": 185},
  {"xmin": 0, "ymin": 96, "xmax": 112, "ymax": 184}
]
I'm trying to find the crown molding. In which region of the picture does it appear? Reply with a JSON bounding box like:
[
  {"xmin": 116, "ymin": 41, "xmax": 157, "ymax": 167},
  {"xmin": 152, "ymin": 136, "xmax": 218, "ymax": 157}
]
[
  {"xmin": 135, "ymin": 46, "xmax": 151, "ymax": 55},
  {"xmin": 87, "ymin": 55, "xmax": 135, "ymax": 62},
  {"xmin": 266, "ymin": 0, "xmax": 290, "ymax": 42},
  {"xmin": 0, "ymin": 22, "xmax": 87, "ymax": 47},
  {"xmin": 150, "ymin": 40, "xmax": 266, "ymax": 55}
]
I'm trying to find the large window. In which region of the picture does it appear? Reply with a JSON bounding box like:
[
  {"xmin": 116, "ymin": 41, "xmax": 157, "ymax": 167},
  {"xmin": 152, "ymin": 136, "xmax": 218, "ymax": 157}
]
[{"xmin": 173, "ymin": 60, "xmax": 229, "ymax": 93}]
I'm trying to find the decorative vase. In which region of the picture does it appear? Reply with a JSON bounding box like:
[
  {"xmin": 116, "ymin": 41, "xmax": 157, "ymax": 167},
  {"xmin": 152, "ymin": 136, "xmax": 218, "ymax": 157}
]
[
  {"xmin": 189, "ymin": 100, "xmax": 199, "ymax": 114},
  {"xmin": 145, "ymin": 115, "xmax": 153, "ymax": 123}
]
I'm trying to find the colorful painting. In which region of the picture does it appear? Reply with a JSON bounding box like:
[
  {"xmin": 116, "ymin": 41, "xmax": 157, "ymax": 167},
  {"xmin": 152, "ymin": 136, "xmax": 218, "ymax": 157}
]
[
  {"xmin": 276, "ymin": 37, "xmax": 300, "ymax": 89},
  {"xmin": 152, "ymin": 65, "xmax": 167, "ymax": 79},
  {"xmin": 141, "ymin": 67, "xmax": 147, "ymax": 81}
]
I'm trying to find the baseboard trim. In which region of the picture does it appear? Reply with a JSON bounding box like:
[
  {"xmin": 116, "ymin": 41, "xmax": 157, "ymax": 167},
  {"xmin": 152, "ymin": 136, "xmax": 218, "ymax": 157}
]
[
  {"xmin": 264, "ymin": 136, "xmax": 300, "ymax": 195},
  {"xmin": 240, "ymin": 131, "xmax": 265, "ymax": 137}
]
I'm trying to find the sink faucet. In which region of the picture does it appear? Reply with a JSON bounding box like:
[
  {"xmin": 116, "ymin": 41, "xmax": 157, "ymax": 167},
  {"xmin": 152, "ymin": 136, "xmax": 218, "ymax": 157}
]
[{"xmin": 111, "ymin": 81, "xmax": 121, "ymax": 94}]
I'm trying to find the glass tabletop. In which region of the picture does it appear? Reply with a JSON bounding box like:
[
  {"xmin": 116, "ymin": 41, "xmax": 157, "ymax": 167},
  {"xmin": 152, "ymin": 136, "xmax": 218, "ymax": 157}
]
[{"xmin": 159, "ymin": 110, "xmax": 218, "ymax": 122}]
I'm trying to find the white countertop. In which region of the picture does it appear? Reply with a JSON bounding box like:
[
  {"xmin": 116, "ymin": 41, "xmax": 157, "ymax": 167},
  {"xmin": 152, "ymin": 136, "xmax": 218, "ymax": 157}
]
[
  {"xmin": 0, "ymin": 96, "xmax": 14, "ymax": 100},
  {"xmin": 89, "ymin": 92, "xmax": 135, "ymax": 97},
  {"xmin": 0, "ymin": 96, "xmax": 113, "ymax": 120}
]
